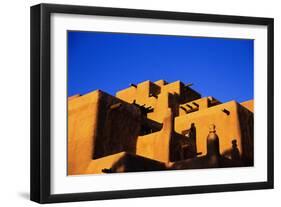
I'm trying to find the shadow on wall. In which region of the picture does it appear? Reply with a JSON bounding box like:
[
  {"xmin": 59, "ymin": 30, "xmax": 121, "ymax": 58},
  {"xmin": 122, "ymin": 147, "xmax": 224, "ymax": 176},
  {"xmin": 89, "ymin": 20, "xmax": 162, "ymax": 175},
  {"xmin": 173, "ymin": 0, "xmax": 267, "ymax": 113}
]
[
  {"xmin": 92, "ymin": 94, "xmax": 142, "ymax": 159},
  {"xmin": 222, "ymin": 139, "xmax": 241, "ymax": 161}
]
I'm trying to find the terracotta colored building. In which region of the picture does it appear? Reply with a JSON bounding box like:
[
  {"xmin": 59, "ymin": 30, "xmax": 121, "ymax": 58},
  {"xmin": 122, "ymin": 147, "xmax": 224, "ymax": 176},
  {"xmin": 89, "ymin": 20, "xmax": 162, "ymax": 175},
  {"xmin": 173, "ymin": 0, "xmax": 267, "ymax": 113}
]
[{"xmin": 68, "ymin": 80, "xmax": 254, "ymax": 175}]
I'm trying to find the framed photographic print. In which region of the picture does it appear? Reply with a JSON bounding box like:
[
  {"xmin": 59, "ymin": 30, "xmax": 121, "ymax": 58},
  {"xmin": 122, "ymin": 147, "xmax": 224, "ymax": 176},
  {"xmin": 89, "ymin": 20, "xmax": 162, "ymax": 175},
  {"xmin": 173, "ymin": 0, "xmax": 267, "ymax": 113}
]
[{"xmin": 30, "ymin": 3, "xmax": 274, "ymax": 203}]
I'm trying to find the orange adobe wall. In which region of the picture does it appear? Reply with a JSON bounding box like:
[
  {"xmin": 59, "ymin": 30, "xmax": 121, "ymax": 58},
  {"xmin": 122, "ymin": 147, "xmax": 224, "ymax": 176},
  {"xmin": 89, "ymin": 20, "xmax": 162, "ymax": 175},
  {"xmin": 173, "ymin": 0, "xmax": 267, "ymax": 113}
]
[{"xmin": 68, "ymin": 80, "xmax": 254, "ymax": 175}]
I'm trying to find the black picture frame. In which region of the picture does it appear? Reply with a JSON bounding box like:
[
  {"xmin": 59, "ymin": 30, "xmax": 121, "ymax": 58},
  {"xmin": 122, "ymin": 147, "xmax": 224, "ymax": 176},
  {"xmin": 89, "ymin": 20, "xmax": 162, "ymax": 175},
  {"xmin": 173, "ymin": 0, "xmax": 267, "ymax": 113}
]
[{"xmin": 30, "ymin": 3, "xmax": 274, "ymax": 204}]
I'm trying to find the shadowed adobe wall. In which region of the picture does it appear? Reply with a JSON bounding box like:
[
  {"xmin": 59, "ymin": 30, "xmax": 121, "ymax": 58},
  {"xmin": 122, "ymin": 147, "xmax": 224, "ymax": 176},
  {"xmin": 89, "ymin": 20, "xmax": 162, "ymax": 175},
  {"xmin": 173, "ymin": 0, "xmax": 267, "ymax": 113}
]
[
  {"xmin": 93, "ymin": 92, "xmax": 141, "ymax": 159},
  {"xmin": 68, "ymin": 90, "xmax": 142, "ymax": 175},
  {"xmin": 237, "ymin": 103, "xmax": 254, "ymax": 164}
]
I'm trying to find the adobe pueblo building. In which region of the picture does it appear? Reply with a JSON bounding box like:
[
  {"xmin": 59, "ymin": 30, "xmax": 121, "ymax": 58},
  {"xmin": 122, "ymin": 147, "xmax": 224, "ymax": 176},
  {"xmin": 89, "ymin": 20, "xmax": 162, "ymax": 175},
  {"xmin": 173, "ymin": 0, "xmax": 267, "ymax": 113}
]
[{"xmin": 68, "ymin": 80, "xmax": 254, "ymax": 175}]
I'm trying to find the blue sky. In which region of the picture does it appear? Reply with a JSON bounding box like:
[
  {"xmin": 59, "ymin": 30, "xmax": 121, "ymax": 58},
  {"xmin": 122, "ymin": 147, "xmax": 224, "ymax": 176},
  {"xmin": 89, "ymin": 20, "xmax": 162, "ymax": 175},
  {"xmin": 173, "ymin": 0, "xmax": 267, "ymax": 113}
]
[{"xmin": 68, "ymin": 31, "xmax": 253, "ymax": 103}]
